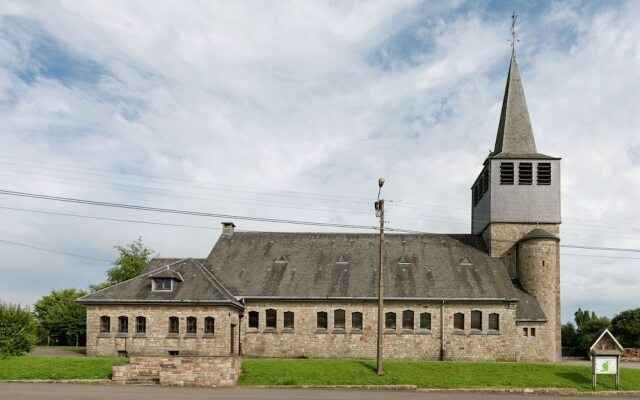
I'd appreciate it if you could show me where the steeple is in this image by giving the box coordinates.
[493,53,537,155]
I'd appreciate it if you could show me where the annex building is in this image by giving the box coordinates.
[79,51,562,362]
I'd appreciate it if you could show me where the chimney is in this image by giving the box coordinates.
[221,222,236,236]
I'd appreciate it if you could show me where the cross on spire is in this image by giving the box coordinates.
[509,11,519,54]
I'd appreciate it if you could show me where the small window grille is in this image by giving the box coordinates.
[169,316,179,333]
[248,311,259,329]
[402,310,414,330]
[482,168,490,193]
[284,311,294,330]
[352,312,363,330]
[385,312,396,330]
[500,162,514,184]
[420,312,431,330]
[117,350,128,358]
[454,313,464,330]
[205,317,215,334]
[317,311,328,330]
[537,163,551,185]
[489,313,499,331]
[519,163,533,185]
[471,310,482,330]
[334,309,345,330]
[265,309,277,329]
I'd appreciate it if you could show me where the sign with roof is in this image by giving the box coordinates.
[589,328,624,390]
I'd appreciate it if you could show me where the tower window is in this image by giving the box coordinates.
[500,163,514,184]
[519,163,533,185]
[537,163,551,185]
[482,168,490,193]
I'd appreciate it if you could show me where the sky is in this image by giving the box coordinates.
[0,0,638,324]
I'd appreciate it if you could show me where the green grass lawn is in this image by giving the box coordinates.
[36,346,86,351]
[239,359,640,392]
[0,356,126,380]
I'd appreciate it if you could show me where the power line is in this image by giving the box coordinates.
[1,189,640,254]
[0,238,111,263]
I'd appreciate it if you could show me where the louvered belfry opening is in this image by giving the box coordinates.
[500,162,514,184]
[537,162,551,185]
[518,162,533,185]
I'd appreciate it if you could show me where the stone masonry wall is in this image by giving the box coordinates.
[113,356,241,387]
[86,305,240,357]
[241,301,539,361]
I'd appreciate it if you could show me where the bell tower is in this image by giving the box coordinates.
[470,50,562,362]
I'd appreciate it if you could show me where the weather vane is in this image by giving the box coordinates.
[508,11,519,54]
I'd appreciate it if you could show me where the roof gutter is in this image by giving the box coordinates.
[237,296,519,302]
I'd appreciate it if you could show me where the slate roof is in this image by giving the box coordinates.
[78,258,242,308]
[203,232,519,301]
[513,283,546,321]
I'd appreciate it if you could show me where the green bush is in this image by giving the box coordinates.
[0,301,38,355]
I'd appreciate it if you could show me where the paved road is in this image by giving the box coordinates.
[0,384,626,400]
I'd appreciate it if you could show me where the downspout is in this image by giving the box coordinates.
[440,300,445,361]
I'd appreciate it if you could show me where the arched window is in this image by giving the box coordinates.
[248,311,259,329]
[471,310,482,331]
[205,317,215,334]
[334,309,345,330]
[187,316,197,333]
[135,316,146,333]
[284,311,295,330]
[169,316,179,333]
[420,312,431,331]
[489,313,499,331]
[352,312,363,330]
[265,309,277,329]
[402,310,414,331]
[118,316,128,333]
[317,311,328,330]
[385,312,396,330]
[100,316,110,333]
[454,313,464,331]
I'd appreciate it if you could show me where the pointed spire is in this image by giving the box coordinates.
[493,52,537,155]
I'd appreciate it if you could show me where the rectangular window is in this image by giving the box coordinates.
[248,311,259,329]
[317,311,328,330]
[420,313,431,330]
[334,309,345,330]
[352,312,363,330]
[187,317,197,334]
[265,309,277,329]
[100,316,110,333]
[489,313,499,331]
[537,163,551,185]
[205,317,215,334]
[471,310,482,331]
[531,327,536,337]
[118,316,128,333]
[154,278,172,291]
[385,312,396,330]
[454,313,464,330]
[169,316,179,333]
[523,327,528,337]
[136,316,146,333]
[284,311,294,330]
[402,310,414,330]
[500,162,514,184]
[519,162,533,185]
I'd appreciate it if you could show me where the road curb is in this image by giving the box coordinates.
[0,379,112,384]
[245,384,417,390]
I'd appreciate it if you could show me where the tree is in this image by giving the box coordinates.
[572,308,611,349]
[561,322,578,348]
[611,308,640,348]
[91,237,154,291]
[0,301,38,355]
[33,289,87,346]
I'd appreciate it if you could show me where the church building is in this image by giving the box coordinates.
[79,50,562,362]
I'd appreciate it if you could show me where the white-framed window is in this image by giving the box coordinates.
[153,278,172,291]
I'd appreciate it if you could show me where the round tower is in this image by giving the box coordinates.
[518,229,561,362]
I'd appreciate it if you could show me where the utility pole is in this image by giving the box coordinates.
[375,178,385,376]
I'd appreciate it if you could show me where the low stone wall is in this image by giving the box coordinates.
[112,356,241,387]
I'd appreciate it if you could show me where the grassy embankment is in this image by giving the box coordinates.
[0,356,126,380]
[239,359,640,392]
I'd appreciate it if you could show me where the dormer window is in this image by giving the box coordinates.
[153,278,172,291]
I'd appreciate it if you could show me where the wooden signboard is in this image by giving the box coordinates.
[588,329,624,391]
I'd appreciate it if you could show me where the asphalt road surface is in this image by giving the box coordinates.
[0,384,624,400]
